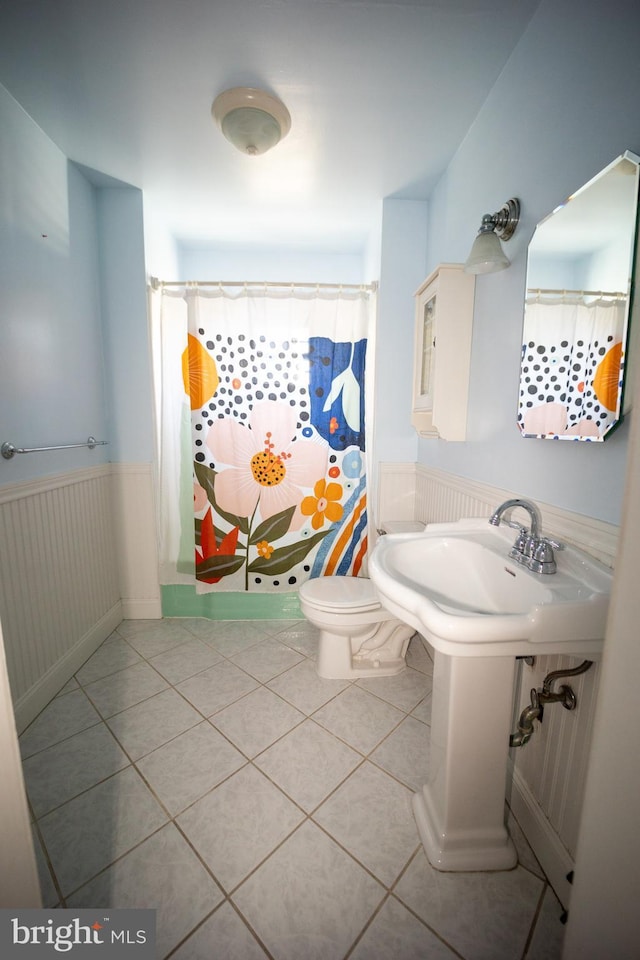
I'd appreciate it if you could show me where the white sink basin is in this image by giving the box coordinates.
[370,518,612,657]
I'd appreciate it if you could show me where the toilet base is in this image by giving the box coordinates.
[317,654,407,680]
[316,621,414,680]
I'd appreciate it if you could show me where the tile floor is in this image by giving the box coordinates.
[22,618,567,959]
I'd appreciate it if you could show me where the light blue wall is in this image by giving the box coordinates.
[97,186,154,463]
[420,0,640,525]
[0,84,110,485]
[177,242,366,284]
[375,198,428,465]
[0,83,155,485]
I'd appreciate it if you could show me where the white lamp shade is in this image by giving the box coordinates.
[464,230,510,274]
[220,107,282,155]
[212,87,291,156]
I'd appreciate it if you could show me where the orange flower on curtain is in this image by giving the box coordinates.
[301,479,344,530]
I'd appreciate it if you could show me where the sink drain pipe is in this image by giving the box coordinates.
[509,660,593,747]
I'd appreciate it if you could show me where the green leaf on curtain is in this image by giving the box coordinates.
[196,553,246,581]
[248,530,329,576]
[193,461,217,500]
[249,506,296,545]
[193,461,250,534]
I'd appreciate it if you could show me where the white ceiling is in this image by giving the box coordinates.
[0,0,540,252]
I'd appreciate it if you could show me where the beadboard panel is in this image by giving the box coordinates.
[376,460,617,906]
[0,464,163,733]
[111,462,162,619]
[378,462,618,566]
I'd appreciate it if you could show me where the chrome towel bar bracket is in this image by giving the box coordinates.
[1,437,108,460]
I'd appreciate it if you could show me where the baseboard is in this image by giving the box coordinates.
[508,762,574,910]
[13,601,123,734]
[121,598,163,620]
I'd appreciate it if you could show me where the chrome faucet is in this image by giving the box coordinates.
[488,498,563,574]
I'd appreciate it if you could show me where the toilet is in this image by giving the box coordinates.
[299,522,424,680]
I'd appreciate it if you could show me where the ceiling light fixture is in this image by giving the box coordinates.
[464,198,520,274]
[211,87,291,157]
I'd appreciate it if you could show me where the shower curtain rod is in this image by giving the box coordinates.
[150,277,376,292]
[527,287,626,299]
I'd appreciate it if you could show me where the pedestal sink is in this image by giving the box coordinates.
[369,517,612,871]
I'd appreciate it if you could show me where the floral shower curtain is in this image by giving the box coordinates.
[153,282,375,592]
[517,296,627,439]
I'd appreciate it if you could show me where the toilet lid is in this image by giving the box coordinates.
[300,576,380,612]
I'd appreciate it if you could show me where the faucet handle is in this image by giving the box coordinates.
[538,536,565,551]
[531,536,564,574]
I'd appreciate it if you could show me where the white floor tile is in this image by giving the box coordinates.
[75,634,143,685]
[19,688,102,759]
[117,619,194,657]
[369,715,430,792]
[254,719,362,812]
[136,721,246,815]
[267,657,350,714]
[28,619,562,958]
[106,688,202,760]
[176,660,259,716]
[312,684,405,755]
[229,638,304,682]
[210,686,304,757]
[177,764,304,891]
[193,620,265,657]
[233,821,385,960]
[171,901,269,960]
[270,620,320,659]
[39,766,168,896]
[410,691,432,726]
[68,823,223,959]
[405,634,435,676]
[149,638,223,684]
[395,849,545,960]
[31,827,59,907]
[357,667,430,713]
[524,885,566,960]
[350,895,459,960]
[313,761,420,886]
[23,722,129,817]
[83,660,169,718]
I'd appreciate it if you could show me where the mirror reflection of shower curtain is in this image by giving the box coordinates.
[518,296,626,439]
[153,282,375,592]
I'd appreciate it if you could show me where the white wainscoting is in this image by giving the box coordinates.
[0,463,161,733]
[377,461,618,907]
[111,462,162,620]
[378,462,617,566]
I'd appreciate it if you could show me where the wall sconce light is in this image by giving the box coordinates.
[464,198,520,274]
[211,87,291,156]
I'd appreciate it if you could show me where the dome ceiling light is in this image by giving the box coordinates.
[211,87,291,157]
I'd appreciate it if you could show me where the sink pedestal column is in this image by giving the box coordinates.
[413,652,517,871]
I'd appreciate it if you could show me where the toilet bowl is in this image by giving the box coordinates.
[299,576,415,679]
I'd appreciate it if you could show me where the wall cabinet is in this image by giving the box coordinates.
[411,263,475,440]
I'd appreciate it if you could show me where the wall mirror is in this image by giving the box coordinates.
[518,151,640,441]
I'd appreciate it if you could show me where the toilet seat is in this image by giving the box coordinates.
[300,577,380,614]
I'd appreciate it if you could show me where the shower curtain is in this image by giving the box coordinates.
[152,282,375,592]
[517,296,626,440]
